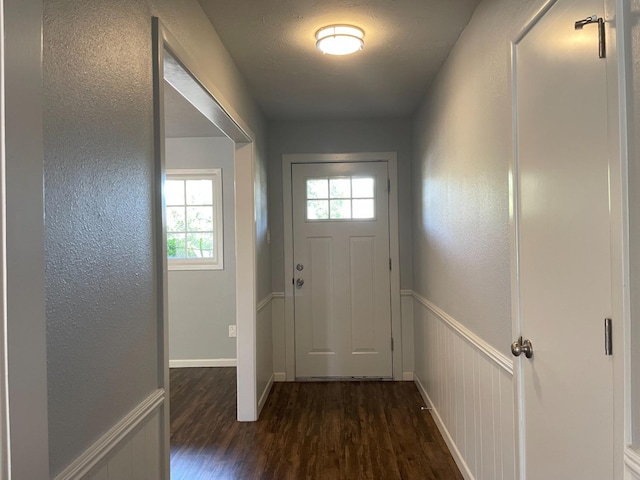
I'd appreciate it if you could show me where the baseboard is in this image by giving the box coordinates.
[402,371,414,381]
[169,358,236,368]
[54,389,165,480]
[414,376,474,480]
[273,372,287,382]
[258,373,274,415]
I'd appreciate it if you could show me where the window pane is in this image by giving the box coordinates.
[352,177,374,198]
[353,199,375,219]
[330,199,351,219]
[166,180,185,206]
[186,233,215,259]
[329,178,351,198]
[166,206,186,232]
[167,233,186,258]
[307,179,328,199]
[186,206,214,232]
[307,200,329,220]
[186,179,213,205]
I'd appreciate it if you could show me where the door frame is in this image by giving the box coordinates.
[282,152,402,381]
[152,18,259,479]
[509,0,626,478]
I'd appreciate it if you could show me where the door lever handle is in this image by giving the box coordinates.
[511,336,534,358]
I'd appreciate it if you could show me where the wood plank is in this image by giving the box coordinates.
[170,367,463,479]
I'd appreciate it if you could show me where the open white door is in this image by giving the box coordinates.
[513,0,613,478]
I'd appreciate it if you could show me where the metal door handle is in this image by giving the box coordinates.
[296,278,304,287]
[511,336,534,358]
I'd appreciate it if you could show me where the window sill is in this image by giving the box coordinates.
[168,262,223,271]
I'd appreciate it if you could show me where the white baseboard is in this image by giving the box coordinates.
[402,371,414,381]
[54,389,165,480]
[273,372,287,382]
[169,358,236,368]
[258,373,274,415]
[414,376,474,480]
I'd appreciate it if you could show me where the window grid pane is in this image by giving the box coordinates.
[166,172,221,266]
[305,175,376,221]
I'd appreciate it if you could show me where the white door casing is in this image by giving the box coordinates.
[292,161,392,378]
[512,0,614,478]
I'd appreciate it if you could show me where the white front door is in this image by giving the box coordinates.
[292,161,392,378]
[514,0,613,478]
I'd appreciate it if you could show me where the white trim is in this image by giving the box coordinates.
[257,373,273,415]
[402,372,414,381]
[400,289,412,297]
[414,375,474,480]
[169,359,236,368]
[54,389,165,480]
[411,291,513,375]
[282,152,402,381]
[273,372,287,382]
[625,448,640,477]
[272,291,285,299]
[257,293,273,313]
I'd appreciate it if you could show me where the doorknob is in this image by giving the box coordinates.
[511,336,534,358]
[296,278,304,288]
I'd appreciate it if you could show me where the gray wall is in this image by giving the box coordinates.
[43,0,269,475]
[411,0,538,356]
[166,137,236,361]
[268,118,413,292]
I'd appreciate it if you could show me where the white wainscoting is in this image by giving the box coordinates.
[625,448,640,480]
[412,292,516,480]
[271,292,286,381]
[55,389,164,480]
[257,293,275,415]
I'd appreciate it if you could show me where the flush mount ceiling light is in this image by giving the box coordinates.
[315,25,365,56]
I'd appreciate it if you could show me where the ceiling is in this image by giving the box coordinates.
[198,0,482,120]
[164,80,226,138]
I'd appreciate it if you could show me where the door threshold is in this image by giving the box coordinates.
[295,376,393,382]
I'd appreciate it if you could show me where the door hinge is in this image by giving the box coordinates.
[387,179,391,193]
[604,318,612,356]
[391,337,394,351]
[574,15,606,59]
[389,258,392,271]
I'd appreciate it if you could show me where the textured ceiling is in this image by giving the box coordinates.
[164,80,226,138]
[198,0,481,120]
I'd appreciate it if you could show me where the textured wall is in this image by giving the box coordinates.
[166,137,237,361]
[43,0,268,475]
[411,0,537,355]
[268,118,413,292]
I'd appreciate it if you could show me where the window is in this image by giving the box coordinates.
[165,169,223,270]
[306,176,376,221]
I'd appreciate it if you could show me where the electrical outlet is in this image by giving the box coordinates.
[228,325,237,338]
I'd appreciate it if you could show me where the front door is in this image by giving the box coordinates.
[514,0,613,478]
[292,161,392,378]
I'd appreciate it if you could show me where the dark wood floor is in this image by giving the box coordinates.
[170,368,463,480]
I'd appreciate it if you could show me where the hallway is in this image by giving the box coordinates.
[170,368,463,479]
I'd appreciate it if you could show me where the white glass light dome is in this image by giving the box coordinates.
[315,25,365,56]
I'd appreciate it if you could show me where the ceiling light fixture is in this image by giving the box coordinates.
[315,25,365,56]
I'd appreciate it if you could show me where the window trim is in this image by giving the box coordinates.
[166,168,224,271]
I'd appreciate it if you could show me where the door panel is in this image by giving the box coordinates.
[514,0,613,478]
[293,162,392,378]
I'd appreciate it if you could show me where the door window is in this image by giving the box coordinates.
[305,176,375,221]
